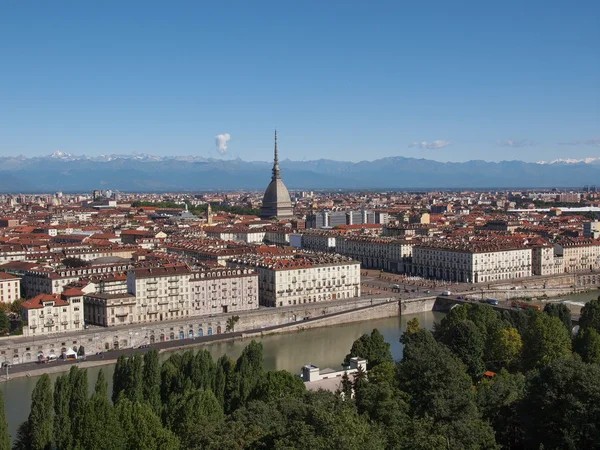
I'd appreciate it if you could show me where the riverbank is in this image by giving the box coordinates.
[1,312,446,443]
[2,299,401,382]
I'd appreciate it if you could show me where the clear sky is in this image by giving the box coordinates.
[1,1,598,163]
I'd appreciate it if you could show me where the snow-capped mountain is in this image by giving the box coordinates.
[537,157,600,165]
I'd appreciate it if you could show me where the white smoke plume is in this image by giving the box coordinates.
[215,133,231,154]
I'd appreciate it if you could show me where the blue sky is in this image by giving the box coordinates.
[0,1,598,163]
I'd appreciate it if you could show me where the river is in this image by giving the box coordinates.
[2,311,444,442]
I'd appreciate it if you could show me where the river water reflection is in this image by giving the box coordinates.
[2,311,444,441]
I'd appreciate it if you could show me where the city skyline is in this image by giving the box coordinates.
[1,1,598,163]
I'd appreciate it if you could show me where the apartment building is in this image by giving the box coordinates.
[84,292,137,326]
[335,237,413,273]
[531,242,563,276]
[229,253,360,307]
[21,289,84,337]
[22,262,132,298]
[126,264,192,322]
[189,267,258,316]
[554,238,600,273]
[294,232,337,252]
[0,272,20,303]
[412,241,532,283]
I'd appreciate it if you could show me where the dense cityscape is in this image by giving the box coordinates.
[2,1,599,449]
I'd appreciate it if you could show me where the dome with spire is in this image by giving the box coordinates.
[260,131,294,220]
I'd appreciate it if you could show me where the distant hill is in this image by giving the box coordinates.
[0,153,596,192]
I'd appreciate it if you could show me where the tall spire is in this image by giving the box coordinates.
[272,129,281,180]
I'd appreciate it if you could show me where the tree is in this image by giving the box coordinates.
[476,369,526,448]
[129,353,144,403]
[61,257,89,268]
[396,329,497,449]
[343,329,393,369]
[573,327,600,364]
[579,298,600,333]
[226,315,240,333]
[0,391,9,450]
[0,314,9,335]
[488,327,523,369]
[405,317,420,335]
[81,370,126,450]
[446,320,485,381]
[522,313,572,370]
[53,374,73,450]
[229,341,264,411]
[142,350,162,415]
[8,299,25,315]
[339,372,353,399]
[68,366,88,446]
[519,358,600,449]
[116,398,180,450]
[112,355,132,403]
[27,374,53,450]
[544,302,572,331]
[250,370,306,403]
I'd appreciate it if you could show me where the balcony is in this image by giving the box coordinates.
[158,301,169,305]
[61,320,69,325]
[115,312,128,318]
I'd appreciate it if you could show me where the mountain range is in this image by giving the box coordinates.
[0,152,598,192]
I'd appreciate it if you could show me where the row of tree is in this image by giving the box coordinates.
[8,298,600,449]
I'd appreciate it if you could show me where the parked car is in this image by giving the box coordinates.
[441,291,452,296]
[485,298,499,305]
[457,295,464,300]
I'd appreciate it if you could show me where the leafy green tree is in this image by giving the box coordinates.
[579,298,600,333]
[405,317,420,335]
[129,353,144,403]
[53,374,73,450]
[116,398,180,450]
[81,370,126,450]
[573,327,600,364]
[9,299,25,315]
[229,340,264,411]
[476,369,526,448]
[251,370,306,403]
[214,355,234,408]
[27,374,53,450]
[142,350,162,414]
[0,391,10,450]
[520,358,600,449]
[544,302,572,330]
[488,326,523,369]
[165,388,224,436]
[446,320,485,381]
[339,372,353,399]
[226,315,240,332]
[68,366,88,446]
[61,257,90,268]
[367,360,395,385]
[522,313,572,370]
[0,314,9,335]
[396,329,497,449]
[343,329,393,369]
[112,355,130,403]
[188,350,215,391]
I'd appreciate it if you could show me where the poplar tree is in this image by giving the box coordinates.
[68,366,88,447]
[142,350,162,415]
[53,374,73,450]
[0,390,10,450]
[81,370,125,450]
[27,374,54,450]
[130,354,144,403]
